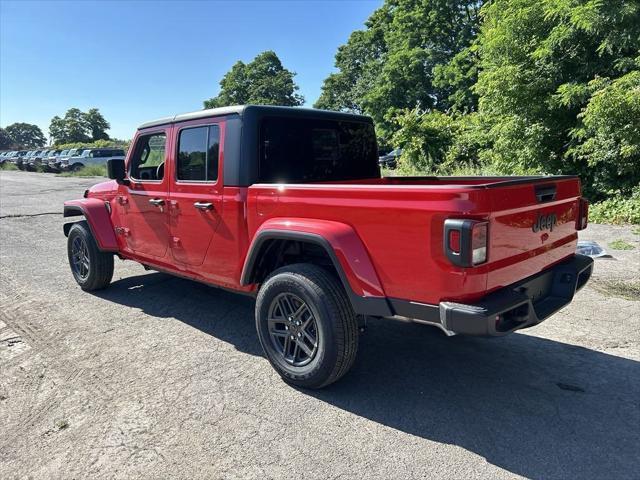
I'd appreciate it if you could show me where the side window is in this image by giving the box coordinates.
[176,124,219,182]
[129,132,167,181]
[207,125,220,181]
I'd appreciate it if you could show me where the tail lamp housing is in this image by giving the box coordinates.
[576,198,589,231]
[444,219,488,267]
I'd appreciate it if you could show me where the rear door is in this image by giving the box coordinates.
[118,129,171,258]
[167,120,224,266]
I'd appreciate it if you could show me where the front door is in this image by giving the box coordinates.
[168,122,223,266]
[118,129,171,259]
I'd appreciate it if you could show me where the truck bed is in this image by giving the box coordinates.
[248,175,583,305]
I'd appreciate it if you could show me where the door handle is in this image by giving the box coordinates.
[193,201,213,211]
[149,198,165,206]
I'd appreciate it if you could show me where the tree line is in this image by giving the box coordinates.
[312,0,639,205]
[202,0,638,221]
[0,107,112,149]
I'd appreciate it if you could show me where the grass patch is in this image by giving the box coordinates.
[590,280,640,301]
[0,162,18,171]
[57,164,107,177]
[608,239,635,250]
[54,419,69,431]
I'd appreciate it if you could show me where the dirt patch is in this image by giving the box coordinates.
[590,279,640,301]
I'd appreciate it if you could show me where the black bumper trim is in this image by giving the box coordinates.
[389,254,594,336]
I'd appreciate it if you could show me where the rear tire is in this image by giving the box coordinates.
[255,263,359,389]
[67,221,114,291]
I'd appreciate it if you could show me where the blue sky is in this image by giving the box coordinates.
[0,0,380,140]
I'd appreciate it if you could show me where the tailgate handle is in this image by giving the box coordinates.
[535,184,556,203]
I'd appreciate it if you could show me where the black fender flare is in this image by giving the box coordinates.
[241,229,392,317]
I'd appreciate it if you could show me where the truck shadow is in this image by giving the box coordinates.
[93,271,262,357]
[96,272,639,480]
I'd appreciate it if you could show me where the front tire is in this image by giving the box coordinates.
[255,264,359,389]
[67,221,114,291]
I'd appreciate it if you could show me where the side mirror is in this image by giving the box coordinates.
[107,159,128,185]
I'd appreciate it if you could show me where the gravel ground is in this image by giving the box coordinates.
[1,170,638,479]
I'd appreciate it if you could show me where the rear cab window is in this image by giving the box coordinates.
[258,117,379,183]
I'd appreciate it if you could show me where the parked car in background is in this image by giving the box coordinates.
[378,148,402,169]
[55,148,84,170]
[12,150,30,169]
[42,150,62,171]
[61,148,126,172]
[23,150,39,170]
[44,149,69,172]
[26,149,51,171]
[58,149,87,171]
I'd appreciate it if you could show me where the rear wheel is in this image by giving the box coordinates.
[67,221,114,291]
[255,264,359,389]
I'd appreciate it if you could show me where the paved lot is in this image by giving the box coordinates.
[1,170,639,479]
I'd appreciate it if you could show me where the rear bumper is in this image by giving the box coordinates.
[389,254,594,336]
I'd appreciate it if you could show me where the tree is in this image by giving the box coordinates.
[0,128,13,149]
[4,123,45,148]
[315,0,483,133]
[204,51,304,108]
[48,108,111,144]
[475,0,640,199]
[85,108,110,141]
[49,116,66,144]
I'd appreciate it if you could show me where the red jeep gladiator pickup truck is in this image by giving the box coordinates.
[63,105,593,388]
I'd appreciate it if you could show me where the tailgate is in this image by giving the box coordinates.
[485,177,582,292]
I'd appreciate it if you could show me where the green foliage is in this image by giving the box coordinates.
[0,161,19,171]
[608,239,635,250]
[475,0,640,200]
[4,123,46,148]
[0,128,13,149]
[54,139,129,151]
[204,51,304,108]
[49,108,111,144]
[568,71,640,199]
[315,0,482,133]
[323,0,639,219]
[57,164,107,177]
[84,108,110,141]
[589,187,640,225]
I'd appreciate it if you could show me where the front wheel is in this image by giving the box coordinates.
[67,221,114,291]
[255,264,359,389]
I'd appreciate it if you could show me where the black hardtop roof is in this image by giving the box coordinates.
[137,105,372,130]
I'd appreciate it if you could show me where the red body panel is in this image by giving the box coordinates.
[64,198,119,251]
[71,116,584,308]
[248,217,385,297]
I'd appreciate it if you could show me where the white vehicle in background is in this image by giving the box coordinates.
[55,148,85,171]
[44,149,77,172]
[26,149,51,171]
[61,148,126,172]
[42,149,62,172]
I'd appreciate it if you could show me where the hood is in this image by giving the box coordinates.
[87,180,118,197]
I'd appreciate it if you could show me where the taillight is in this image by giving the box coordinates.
[577,198,589,230]
[471,222,488,264]
[443,219,489,267]
[448,229,461,253]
